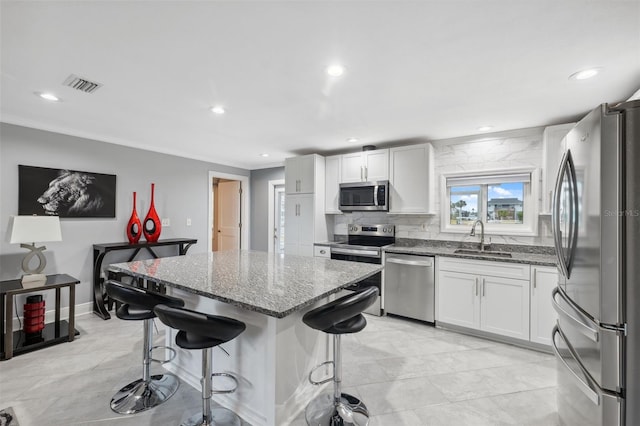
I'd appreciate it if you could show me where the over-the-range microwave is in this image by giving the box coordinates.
[339,180,389,212]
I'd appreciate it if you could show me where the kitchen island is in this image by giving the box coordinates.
[108,250,382,426]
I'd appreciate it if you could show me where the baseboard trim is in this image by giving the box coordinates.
[11,302,94,329]
[436,321,553,354]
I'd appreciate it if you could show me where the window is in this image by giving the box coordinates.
[442,169,538,235]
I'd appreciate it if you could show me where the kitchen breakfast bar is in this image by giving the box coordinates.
[107,250,382,426]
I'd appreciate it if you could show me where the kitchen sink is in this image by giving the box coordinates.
[453,249,512,258]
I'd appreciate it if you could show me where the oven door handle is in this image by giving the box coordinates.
[331,247,380,258]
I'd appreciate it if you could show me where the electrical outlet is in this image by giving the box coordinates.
[186,218,192,226]
[161,218,170,227]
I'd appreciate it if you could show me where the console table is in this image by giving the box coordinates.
[1,274,80,360]
[92,238,197,319]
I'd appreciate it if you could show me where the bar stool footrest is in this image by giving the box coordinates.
[150,345,177,364]
[308,360,334,385]
[211,372,239,394]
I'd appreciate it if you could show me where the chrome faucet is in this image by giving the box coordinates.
[470,219,486,251]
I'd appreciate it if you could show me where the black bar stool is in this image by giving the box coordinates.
[303,287,379,426]
[154,304,246,426]
[105,280,185,414]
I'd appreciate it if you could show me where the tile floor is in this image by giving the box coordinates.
[0,313,558,426]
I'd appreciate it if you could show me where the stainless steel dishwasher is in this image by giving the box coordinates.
[384,253,435,322]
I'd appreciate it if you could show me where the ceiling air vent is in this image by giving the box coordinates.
[62,74,102,94]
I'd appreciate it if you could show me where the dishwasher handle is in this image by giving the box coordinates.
[386,257,434,267]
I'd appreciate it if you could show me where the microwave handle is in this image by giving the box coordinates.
[374,185,379,206]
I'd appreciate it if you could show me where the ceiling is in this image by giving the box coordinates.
[1,1,639,170]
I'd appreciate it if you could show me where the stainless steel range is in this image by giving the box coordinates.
[330,224,395,316]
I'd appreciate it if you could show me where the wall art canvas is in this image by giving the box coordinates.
[19,165,116,217]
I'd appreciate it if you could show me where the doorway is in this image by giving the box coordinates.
[268,179,285,253]
[208,172,250,252]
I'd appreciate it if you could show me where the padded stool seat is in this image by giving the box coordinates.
[105,280,185,415]
[154,304,246,426]
[303,287,378,334]
[303,287,378,426]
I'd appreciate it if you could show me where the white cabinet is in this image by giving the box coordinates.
[541,123,574,213]
[340,149,389,183]
[438,258,530,341]
[284,194,314,256]
[324,155,341,214]
[530,266,558,346]
[389,143,435,214]
[479,275,530,340]
[285,154,317,194]
[437,270,479,329]
[284,154,328,256]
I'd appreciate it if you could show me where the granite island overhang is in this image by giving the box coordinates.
[108,250,383,426]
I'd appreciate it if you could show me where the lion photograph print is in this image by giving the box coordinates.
[19,165,116,217]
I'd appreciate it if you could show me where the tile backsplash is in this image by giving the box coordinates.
[333,127,555,246]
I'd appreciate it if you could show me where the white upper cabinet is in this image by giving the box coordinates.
[541,123,574,213]
[285,154,318,194]
[363,149,389,181]
[284,154,328,256]
[324,155,341,214]
[389,143,434,214]
[340,149,389,183]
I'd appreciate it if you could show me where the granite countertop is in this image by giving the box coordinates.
[108,250,382,318]
[385,240,557,267]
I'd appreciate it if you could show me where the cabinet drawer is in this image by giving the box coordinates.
[439,257,530,280]
[314,245,331,258]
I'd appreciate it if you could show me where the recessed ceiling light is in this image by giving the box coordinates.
[326,65,345,77]
[347,137,359,143]
[36,92,61,102]
[211,106,226,114]
[477,126,493,132]
[260,153,269,157]
[568,68,602,80]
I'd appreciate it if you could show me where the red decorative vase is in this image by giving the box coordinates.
[126,192,142,244]
[143,183,162,242]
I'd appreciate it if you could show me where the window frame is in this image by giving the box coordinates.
[440,168,539,236]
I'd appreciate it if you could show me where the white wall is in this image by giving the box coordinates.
[0,123,250,311]
[249,167,285,251]
[333,127,554,246]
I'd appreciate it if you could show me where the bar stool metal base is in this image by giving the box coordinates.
[305,392,370,426]
[181,407,242,426]
[110,373,180,414]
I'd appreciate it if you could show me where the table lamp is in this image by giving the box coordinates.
[9,215,62,284]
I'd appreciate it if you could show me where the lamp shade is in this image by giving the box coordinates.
[9,216,62,244]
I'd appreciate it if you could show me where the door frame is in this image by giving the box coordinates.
[267,179,285,253]
[208,171,250,252]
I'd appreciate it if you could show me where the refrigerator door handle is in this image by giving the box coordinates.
[565,150,579,275]
[552,152,570,278]
[552,287,599,342]
[552,325,600,405]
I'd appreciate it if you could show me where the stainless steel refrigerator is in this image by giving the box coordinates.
[551,99,640,426]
